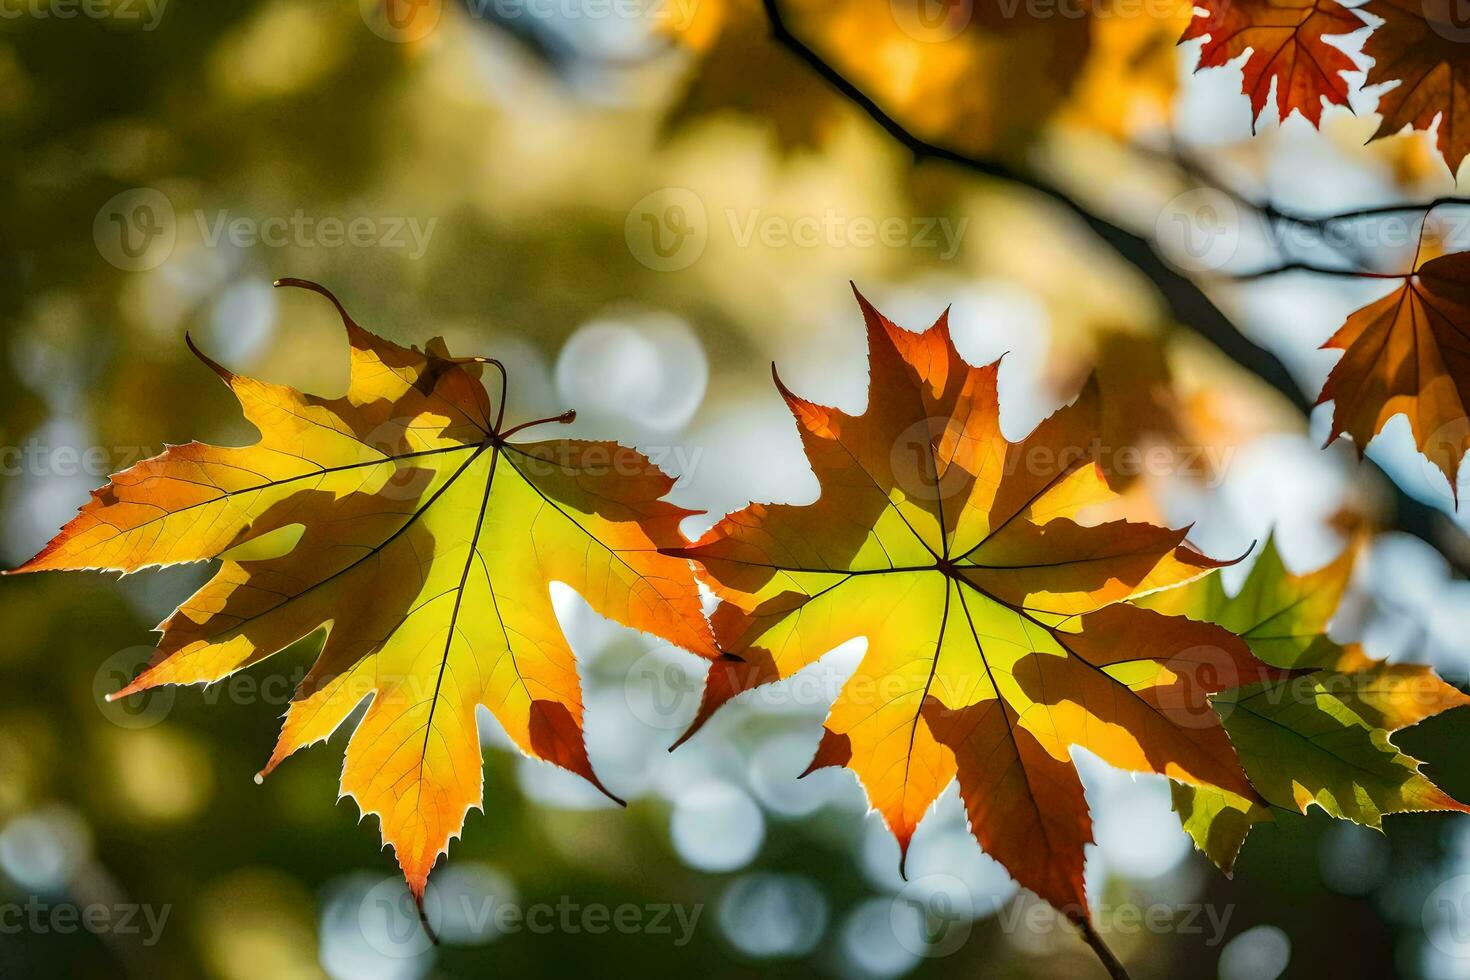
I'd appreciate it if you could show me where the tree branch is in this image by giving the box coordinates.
[759,0,1468,577]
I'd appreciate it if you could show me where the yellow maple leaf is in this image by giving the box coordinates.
[11,280,718,901]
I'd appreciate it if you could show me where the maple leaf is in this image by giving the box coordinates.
[9,280,717,901]
[1183,0,1365,127]
[1142,537,1470,873]
[667,287,1285,918]
[1316,249,1470,495]
[1361,0,1470,173]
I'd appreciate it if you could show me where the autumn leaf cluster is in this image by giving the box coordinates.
[12,282,1465,933]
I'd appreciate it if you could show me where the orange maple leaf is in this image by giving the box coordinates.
[1318,250,1470,495]
[9,280,718,901]
[669,288,1285,918]
[1184,0,1365,127]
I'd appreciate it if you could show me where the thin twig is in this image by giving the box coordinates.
[1139,139,1376,271]
[1137,142,1470,234]
[1285,196,1470,225]
[1231,263,1413,280]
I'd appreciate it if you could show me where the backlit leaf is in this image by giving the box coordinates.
[1317,250,1470,496]
[1183,0,1365,127]
[670,288,1283,918]
[10,281,718,900]
[1144,538,1469,871]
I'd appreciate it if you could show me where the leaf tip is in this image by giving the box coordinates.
[273,278,358,332]
[1221,537,1258,568]
[184,332,234,382]
[667,725,697,752]
[768,360,785,389]
[596,780,628,808]
[110,675,150,702]
[848,281,882,323]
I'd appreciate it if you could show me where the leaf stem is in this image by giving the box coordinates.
[1072,916,1132,980]
[498,410,577,441]
[414,893,440,946]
